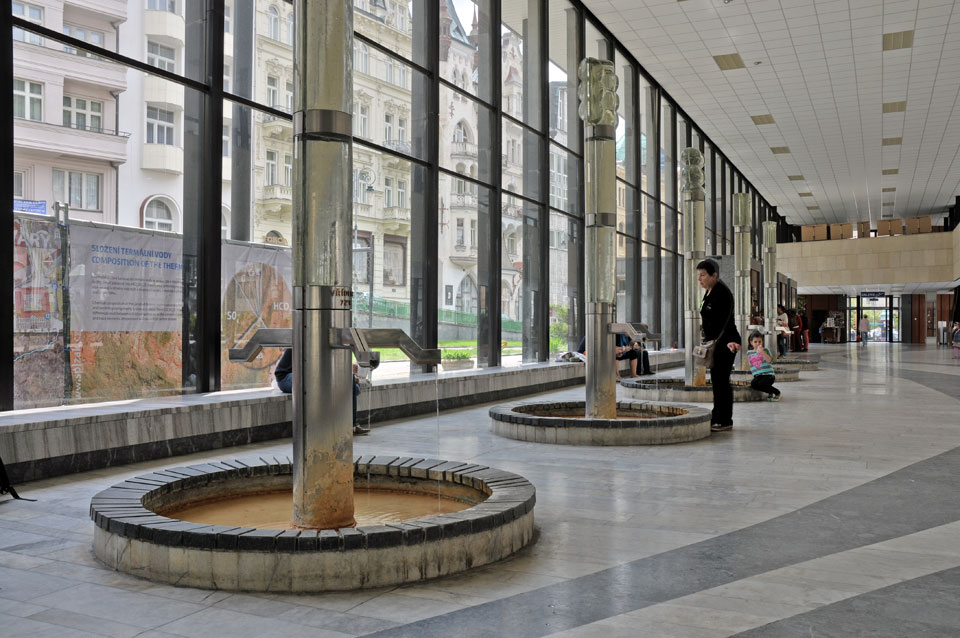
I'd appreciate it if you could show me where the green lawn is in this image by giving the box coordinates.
[361,340,521,362]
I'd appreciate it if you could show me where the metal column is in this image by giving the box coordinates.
[762,221,778,358]
[681,149,706,386]
[292,0,355,529]
[579,58,618,419]
[732,193,752,370]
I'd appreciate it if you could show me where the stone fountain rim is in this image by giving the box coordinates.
[489,399,710,428]
[89,455,535,554]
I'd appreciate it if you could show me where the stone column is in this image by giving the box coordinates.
[732,193,752,370]
[762,221,778,359]
[291,0,355,529]
[681,149,706,386]
[578,58,618,419]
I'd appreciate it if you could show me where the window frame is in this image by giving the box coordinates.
[53,169,101,212]
[13,78,43,122]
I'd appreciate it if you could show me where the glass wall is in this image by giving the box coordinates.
[5,0,777,408]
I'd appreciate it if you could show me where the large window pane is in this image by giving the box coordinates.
[615,49,636,186]
[548,211,579,355]
[503,196,542,363]
[501,0,542,129]
[502,120,543,202]
[548,144,579,214]
[440,87,495,184]
[353,50,429,161]
[641,241,659,336]
[438,180,492,369]
[548,0,580,154]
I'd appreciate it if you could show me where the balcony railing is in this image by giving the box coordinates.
[451,141,477,158]
[262,183,292,201]
[382,206,411,223]
[449,193,476,208]
[62,122,131,138]
[383,139,412,155]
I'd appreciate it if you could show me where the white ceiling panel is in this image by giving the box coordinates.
[587,0,960,226]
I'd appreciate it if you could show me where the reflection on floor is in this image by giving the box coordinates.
[1,343,959,637]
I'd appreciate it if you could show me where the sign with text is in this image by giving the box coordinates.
[69,225,184,331]
[861,291,886,299]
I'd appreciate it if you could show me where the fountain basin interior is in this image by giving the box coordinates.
[490,399,711,445]
[92,456,535,592]
[620,377,765,403]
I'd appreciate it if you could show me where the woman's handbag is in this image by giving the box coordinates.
[693,302,733,369]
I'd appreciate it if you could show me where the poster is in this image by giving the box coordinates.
[69,225,183,332]
[221,241,293,389]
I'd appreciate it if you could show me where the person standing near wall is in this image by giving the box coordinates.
[858,315,870,347]
[776,304,790,358]
[696,259,742,432]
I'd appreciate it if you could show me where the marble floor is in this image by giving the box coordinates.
[1,343,959,637]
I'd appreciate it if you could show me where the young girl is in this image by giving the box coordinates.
[952,322,960,360]
[747,332,781,401]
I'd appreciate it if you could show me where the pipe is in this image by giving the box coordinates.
[732,193,752,370]
[292,0,355,530]
[579,58,618,419]
[681,148,706,386]
[762,221,778,358]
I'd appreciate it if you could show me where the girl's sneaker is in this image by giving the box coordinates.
[767,395,781,402]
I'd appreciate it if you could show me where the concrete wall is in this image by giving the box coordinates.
[777,232,955,287]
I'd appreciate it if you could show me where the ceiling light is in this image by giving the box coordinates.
[798,192,813,197]
[882,30,914,51]
[882,202,895,206]
[770,146,790,154]
[807,206,820,210]
[751,114,775,125]
[882,101,907,113]
[882,187,896,193]
[713,53,746,71]
[882,168,899,175]
[882,137,902,146]
[787,175,804,181]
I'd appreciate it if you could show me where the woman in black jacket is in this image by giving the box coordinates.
[696,260,742,432]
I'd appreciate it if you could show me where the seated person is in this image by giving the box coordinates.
[631,328,653,375]
[274,348,369,435]
[615,333,639,378]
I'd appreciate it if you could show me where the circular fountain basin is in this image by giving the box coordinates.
[91,455,535,592]
[774,358,819,371]
[490,399,711,445]
[725,367,801,383]
[620,377,765,402]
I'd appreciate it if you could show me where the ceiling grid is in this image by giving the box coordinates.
[587,0,960,226]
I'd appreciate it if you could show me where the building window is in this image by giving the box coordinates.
[454,122,466,143]
[268,6,280,40]
[397,180,406,208]
[13,79,42,121]
[266,150,278,185]
[224,5,231,33]
[456,218,464,245]
[144,199,175,231]
[53,170,100,211]
[353,234,370,283]
[353,169,369,204]
[398,117,406,142]
[284,154,292,186]
[470,219,477,246]
[557,88,566,132]
[384,177,393,207]
[224,63,232,93]
[356,42,369,74]
[287,13,294,44]
[147,0,177,12]
[221,210,230,238]
[146,106,175,144]
[222,124,230,157]
[266,76,278,108]
[382,238,406,286]
[456,275,478,313]
[355,104,369,138]
[63,96,102,132]
[62,24,104,56]
[14,172,24,199]
[285,82,293,113]
[385,56,394,84]
[12,2,43,45]
[147,41,176,72]
[384,114,393,142]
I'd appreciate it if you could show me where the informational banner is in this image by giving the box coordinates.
[13,217,64,333]
[861,291,885,299]
[69,225,183,332]
[220,241,293,389]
